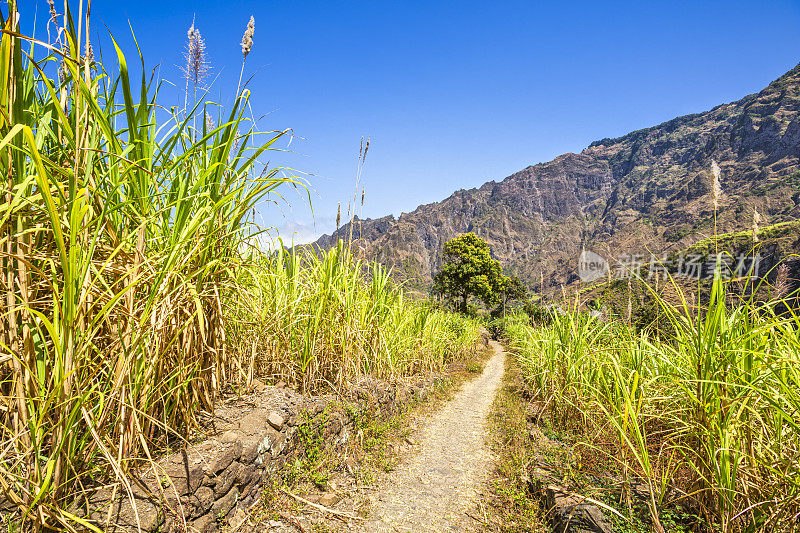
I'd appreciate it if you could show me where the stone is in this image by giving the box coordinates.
[239,411,268,432]
[268,432,286,458]
[207,442,242,475]
[214,462,241,497]
[251,378,267,392]
[241,439,262,463]
[540,482,614,533]
[267,412,285,431]
[220,430,241,444]
[115,497,161,531]
[235,463,254,488]
[318,492,340,507]
[229,508,248,529]
[239,494,254,509]
[194,486,215,513]
[241,478,259,500]
[190,514,219,533]
[163,461,204,495]
[275,380,286,388]
[211,487,239,518]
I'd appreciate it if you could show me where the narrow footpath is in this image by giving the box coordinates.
[353,340,506,532]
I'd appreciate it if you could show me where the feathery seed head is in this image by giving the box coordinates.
[205,114,214,131]
[711,160,722,209]
[241,16,255,57]
[361,187,365,206]
[752,207,762,242]
[776,264,790,298]
[184,22,209,88]
[336,203,341,229]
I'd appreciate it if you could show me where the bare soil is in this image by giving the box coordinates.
[345,340,506,532]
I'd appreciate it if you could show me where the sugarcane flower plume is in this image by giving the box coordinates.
[711,160,722,209]
[753,206,762,242]
[241,16,255,57]
[47,0,57,22]
[184,22,209,87]
[776,264,790,298]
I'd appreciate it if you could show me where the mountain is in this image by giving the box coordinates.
[313,64,800,295]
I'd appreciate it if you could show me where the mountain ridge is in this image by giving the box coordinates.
[314,63,800,295]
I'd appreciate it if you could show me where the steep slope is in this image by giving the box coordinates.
[314,64,800,294]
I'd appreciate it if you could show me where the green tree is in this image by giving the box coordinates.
[494,274,528,317]
[432,233,504,314]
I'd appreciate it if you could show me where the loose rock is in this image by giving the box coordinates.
[267,412,285,431]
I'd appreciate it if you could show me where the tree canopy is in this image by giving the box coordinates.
[432,233,504,313]
[494,274,528,316]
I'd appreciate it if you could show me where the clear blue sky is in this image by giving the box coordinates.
[30,0,800,243]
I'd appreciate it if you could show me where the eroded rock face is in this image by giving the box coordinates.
[313,64,800,292]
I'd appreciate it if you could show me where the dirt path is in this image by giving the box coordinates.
[353,340,506,532]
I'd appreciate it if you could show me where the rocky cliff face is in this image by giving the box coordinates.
[314,64,800,294]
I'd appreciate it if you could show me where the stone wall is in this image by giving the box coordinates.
[77,375,446,532]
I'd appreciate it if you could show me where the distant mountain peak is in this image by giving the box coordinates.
[314,63,800,294]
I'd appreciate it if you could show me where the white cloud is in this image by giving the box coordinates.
[278,220,325,245]
[253,217,339,251]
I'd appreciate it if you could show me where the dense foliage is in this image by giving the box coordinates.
[433,233,504,313]
[503,273,800,532]
[228,242,482,391]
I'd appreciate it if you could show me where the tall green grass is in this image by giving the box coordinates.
[0,3,482,529]
[227,241,482,391]
[0,1,295,529]
[505,274,800,532]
